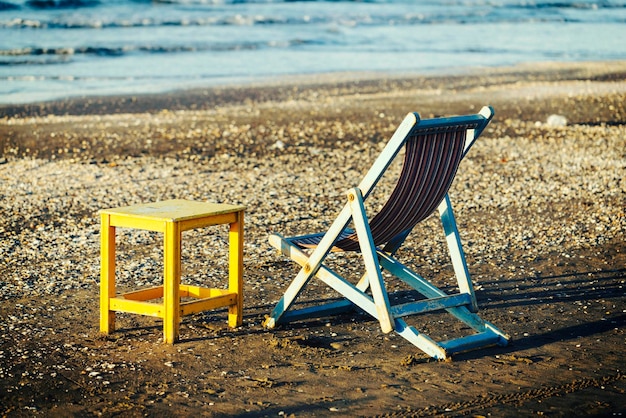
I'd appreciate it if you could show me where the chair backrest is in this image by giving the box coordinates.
[333,110,492,252]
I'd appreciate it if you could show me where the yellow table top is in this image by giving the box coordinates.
[100,199,246,222]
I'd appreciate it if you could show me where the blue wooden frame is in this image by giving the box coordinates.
[264,106,509,360]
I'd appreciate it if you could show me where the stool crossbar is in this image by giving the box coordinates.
[99,199,245,343]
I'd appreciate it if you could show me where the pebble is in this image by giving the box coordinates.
[546,114,568,127]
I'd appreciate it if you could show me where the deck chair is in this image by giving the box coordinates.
[264,106,509,360]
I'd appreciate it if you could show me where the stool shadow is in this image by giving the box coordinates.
[180,305,279,343]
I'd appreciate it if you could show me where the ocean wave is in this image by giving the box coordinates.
[0,1,20,10]
[0,14,326,29]
[508,1,624,10]
[0,55,71,65]
[4,6,623,30]
[25,0,99,8]
[0,73,205,82]
[1,0,414,10]
[0,39,325,64]
[0,74,141,81]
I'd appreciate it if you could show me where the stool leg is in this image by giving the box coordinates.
[228,212,244,327]
[100,214,116,334]
[163,221,181,343]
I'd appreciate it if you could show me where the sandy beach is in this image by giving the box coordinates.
[1,61,625,417]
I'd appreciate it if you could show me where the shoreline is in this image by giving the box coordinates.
[1,60,625,417]
[2,60,626,119]
[2,60,625,164]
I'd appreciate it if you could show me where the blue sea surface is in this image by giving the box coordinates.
[1,0,625,104]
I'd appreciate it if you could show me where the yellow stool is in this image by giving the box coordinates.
[99,199,245,343]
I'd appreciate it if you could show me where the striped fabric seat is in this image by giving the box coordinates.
[293,124,473,252]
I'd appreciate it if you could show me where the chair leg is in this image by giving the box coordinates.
[264,252,319,329]
[347,187,394,333]
[394,318,448,360]
[266,234,387,328]
[264,188,395,333]
[266,187,397,334]
[379,252,485,330]
[438,194,478,313]
[265,200,357,328]
[378,250,509,359]
[396,317,507,360]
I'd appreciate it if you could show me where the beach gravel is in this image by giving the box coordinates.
[0,61,625,417]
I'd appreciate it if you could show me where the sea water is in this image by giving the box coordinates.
[1,0,625,104]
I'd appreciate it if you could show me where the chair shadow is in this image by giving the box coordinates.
[455,313,626,361]
[477,267,625,309]
[455,266,626,360]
